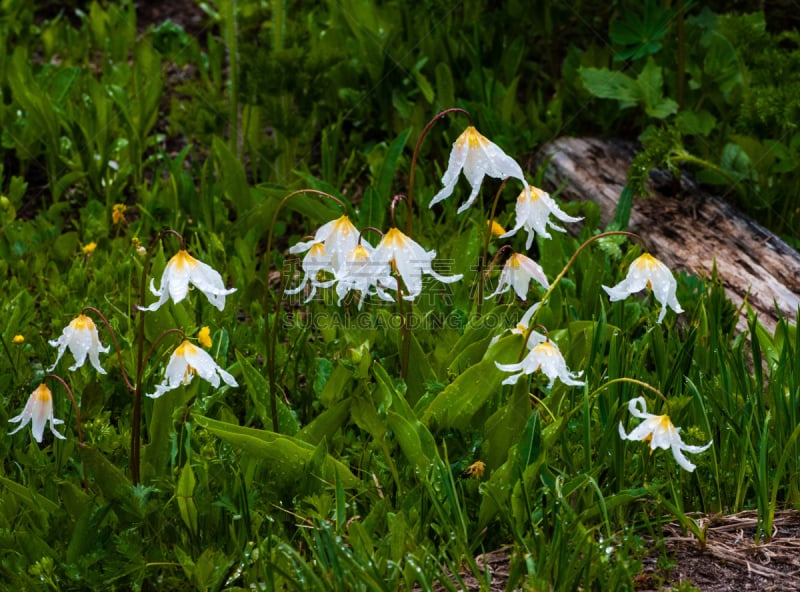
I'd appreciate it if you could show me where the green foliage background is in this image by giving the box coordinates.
[0,0,797,590]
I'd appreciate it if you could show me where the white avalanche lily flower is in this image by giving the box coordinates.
[148,340,238,398]
[371,228,462,300]
[289,215,359,272]
[142,250,236,312]
[430,126,529,214]
[618,397,712,472]
[486,253,549,300]
[334,242,395,309]
[49,314,110,374]
[496,340,584,389]
[602,253,683,323]
[501,185,583,250]
[285,242,335,303]
[8,384,66,442]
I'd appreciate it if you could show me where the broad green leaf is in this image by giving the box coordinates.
[193,414,358,489]
[578,67,641,108]
[297,398,352,445]
[0,475,59,514]
[176,462,198,536]
[637,58,677,119]
[435,62,455,108]
[212,136,252,211]
[422,335,519,431]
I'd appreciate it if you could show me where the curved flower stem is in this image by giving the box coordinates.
[82,306,135,393]
[406,107,473,238]
[390,194,406,228]
[588,377,670,411]
[358,226,384,244]
[46,373,88,492]
[142,328,186,371]
[131,228,185,485]
[475,180,509,317]
[265,189,346,433]
[518,230,644,360]
[479,243,514,307]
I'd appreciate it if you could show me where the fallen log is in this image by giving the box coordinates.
[537,137,800,333]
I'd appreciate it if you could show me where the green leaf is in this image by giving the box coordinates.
[0,475,59,514]
[676,110,717,136]
[374,128,410,206]
[422,336,519,431]
[193,414,359,489]
[212,136,253,211]
[578,67,641,108]
[637,58,677,119]
[176,462,198,536]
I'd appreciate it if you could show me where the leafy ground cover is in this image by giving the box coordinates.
[0,1,798,590]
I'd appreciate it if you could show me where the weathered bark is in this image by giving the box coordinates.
[537,137,800,333]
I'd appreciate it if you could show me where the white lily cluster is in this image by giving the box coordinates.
[24,244,241,444]
[619,397,712,472]
[142,248,239,398]
[285,215,462,305]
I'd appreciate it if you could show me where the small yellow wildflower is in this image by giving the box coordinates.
[82,242,97,255]
[12,335,24,344]
[112,203,128,225]
[198,326,212,348]
[463,460,486,479]
[487,219,506,237]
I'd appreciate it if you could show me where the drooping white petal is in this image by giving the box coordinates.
[501,186,582,249]
[8,384,66,443]
[142,250,236,312]
[371,228,462,301]
[48,315,109,374]
[148,340,238,398]
[602,253,682,324]
[430,126,528,214]
[618,396,712,472]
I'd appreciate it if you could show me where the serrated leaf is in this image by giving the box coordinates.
[579,67,641,108]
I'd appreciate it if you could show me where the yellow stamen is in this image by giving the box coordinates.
[508,254,521,268]
[72,314,95,331]
[33,384,52,403]
[170,250,197,270]
[634,253,659,271]
[351,244,369,260]
[458,126,488,149]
